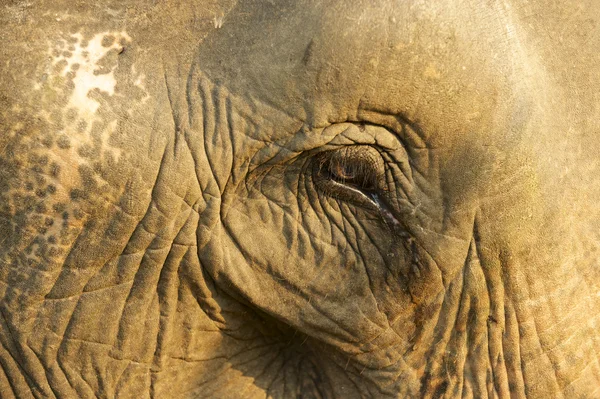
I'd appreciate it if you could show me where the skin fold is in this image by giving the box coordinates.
[1,0,599,397]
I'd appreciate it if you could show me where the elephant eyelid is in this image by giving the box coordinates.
[321,157,378,191]
[311,145,388,208]
[311,148,406,233]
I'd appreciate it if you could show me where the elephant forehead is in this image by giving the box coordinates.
[197,0,540,149]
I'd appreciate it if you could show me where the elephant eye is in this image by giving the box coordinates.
[323,152,378,190]
[312,146,384,207]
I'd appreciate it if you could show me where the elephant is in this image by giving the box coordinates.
[1,0,600,397]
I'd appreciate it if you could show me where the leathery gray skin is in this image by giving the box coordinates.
[1,0,600,397]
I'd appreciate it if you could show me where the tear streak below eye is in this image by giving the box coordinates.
[324,177,406,235]
[369,192,406,235]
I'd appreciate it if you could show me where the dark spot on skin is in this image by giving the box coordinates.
[103,151,116,169]
[433,380,449,397]
[90,120,107,142]
[53,203,65,213]
[42,135,53,148]
[79,165,97,190]
[64,80,75,93]
[61,211,69,220]
[73,209,84,220]
[25,182,33,191]
[35,203,46,213]
[65,108,77,121]
[34,176,46,187]
[57,135,71,149]
[302,39,314,65]
[93,161,103,174]
[47,246,60,258]
[45,218,54,226]
[71,63,80,71]
[69,189,85,201]
[47,185,56,194]
[62,51,72,58]
[30,213,41,225]
[49,108,64,127]
[118,47,126,55]
[77,144,95,158]
[35,189,46,198]
[50,163,60,178]
[23,195,36,211]
[77,120,87,133]
[101,35,116,47]
[48,236,56,244]
[53,60,68,74]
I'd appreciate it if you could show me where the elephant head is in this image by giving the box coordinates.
[1,0,599,397]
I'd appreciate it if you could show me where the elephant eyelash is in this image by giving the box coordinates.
[310,146,408,235]
[319,156,378,191]
[311,146,385,209]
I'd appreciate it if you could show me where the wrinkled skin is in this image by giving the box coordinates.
[1,0,600,397]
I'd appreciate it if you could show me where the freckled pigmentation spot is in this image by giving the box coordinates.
[101,35,116,47]
[69,189,84,201]
[57,135,71,149]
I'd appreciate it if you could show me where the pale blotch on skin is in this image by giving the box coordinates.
[35,31,134,164]
[47,31,130,116]
[131,64,150,105]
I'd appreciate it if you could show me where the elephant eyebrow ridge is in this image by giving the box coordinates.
[356,107,431,150]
